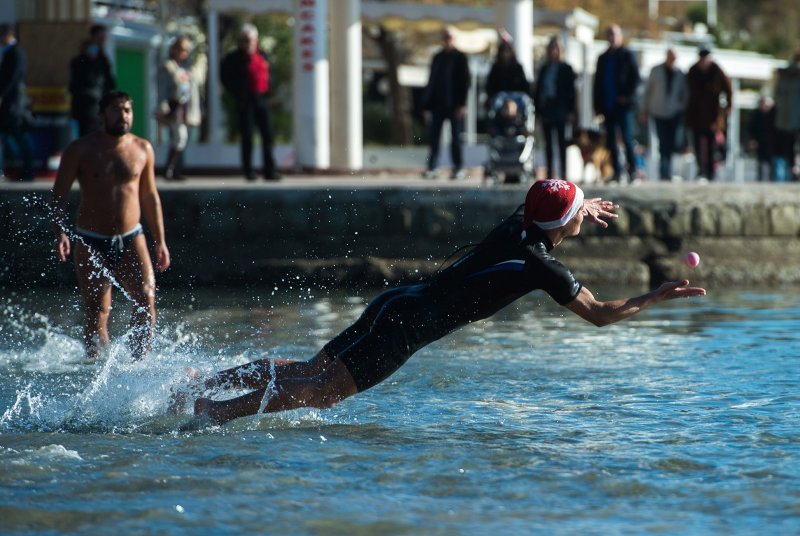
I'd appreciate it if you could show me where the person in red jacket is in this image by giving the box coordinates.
[220,24,280,181]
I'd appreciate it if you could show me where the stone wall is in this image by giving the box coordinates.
[3,183,800,289]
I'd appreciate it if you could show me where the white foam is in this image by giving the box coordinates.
[11,444,83,464]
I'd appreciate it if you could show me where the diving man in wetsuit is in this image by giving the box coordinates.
[50,90,171,361]
[185,179,705,425]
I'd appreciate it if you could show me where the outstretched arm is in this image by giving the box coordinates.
[565,280,706,327]
[582,197,619,229]
[139,141,170,272]
[50,142,81,262]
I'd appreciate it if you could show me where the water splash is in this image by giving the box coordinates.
[0,383,42,428]
[0,301,215,433]
[251,357,278,429]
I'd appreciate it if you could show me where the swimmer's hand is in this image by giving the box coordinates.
[55,232,71,262]
[654,279,707,301]
[582,198,619,229]
[154,241,171,272]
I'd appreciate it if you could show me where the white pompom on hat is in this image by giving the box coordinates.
[522,179,584,233]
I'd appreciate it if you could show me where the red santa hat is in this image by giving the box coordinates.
[522,179,584,233]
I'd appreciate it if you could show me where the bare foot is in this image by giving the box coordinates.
[167,367,204,415]
[167,367,203,415]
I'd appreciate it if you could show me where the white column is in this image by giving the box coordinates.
[649,0,658,20]
[728,77,741,181]
[574,24,596,129]
[495,0,534,81]
[206,10,222,144]
[329,0,362,170]
[707,0,717,27]
[466,56,478,145]
[647,118,659,181]
[293,0,330,169]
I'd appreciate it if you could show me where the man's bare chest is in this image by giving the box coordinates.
[79,148,146,185]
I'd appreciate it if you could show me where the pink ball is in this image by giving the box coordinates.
[685,251,700,268]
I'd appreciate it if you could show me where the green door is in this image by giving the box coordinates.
[115,48,148,139]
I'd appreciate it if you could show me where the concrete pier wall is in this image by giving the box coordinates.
[3,182,800,289]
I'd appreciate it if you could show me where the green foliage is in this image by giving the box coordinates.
[751,34,792,57]
[363,101,394,146]
[272,110,292,144]
[686,3,708,26]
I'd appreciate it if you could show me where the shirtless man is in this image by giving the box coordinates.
[178,179,705,426]
[50,90,170,360]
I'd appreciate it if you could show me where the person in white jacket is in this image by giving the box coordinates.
[157,36,205,181]
[644,49,688,180]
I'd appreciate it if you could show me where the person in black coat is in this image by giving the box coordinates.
[421,27,471,180]
[592,25,641,182]
[747,96,776,181]
[485,37,528,103]
[68,25,116,137]
[0,24,33,180]
[533,36,576,179]
[220,23,278,181]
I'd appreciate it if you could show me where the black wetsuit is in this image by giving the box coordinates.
[325,206,583,392]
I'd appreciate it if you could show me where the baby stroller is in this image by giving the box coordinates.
[484,91,535,184]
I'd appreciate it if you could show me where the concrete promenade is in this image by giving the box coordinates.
[3,174,800,289]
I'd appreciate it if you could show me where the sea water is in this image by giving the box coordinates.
[1,285,799,534]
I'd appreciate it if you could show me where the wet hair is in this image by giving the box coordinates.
[99,90,133,113]
[90,24,107,37]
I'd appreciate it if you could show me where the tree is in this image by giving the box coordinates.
[365,24,414,145]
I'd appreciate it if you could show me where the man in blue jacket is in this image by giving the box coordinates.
[593,25,641,183]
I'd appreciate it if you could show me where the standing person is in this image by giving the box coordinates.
[685,47,732,181]
[592,25,641,183]
[485,31,529,103]
[773,50,800,181]
[643,48,688,181]
[533,36,576,179]
[68,24,116,137]
[747,96,777,181]
[50,91,171,361]
[157,35,195,181]
[220,24,279,181]
[176,179,705,426]
[0,24,33,181]
[421,26,471,180]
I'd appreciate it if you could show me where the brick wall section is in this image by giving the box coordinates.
[3,183,800,288]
